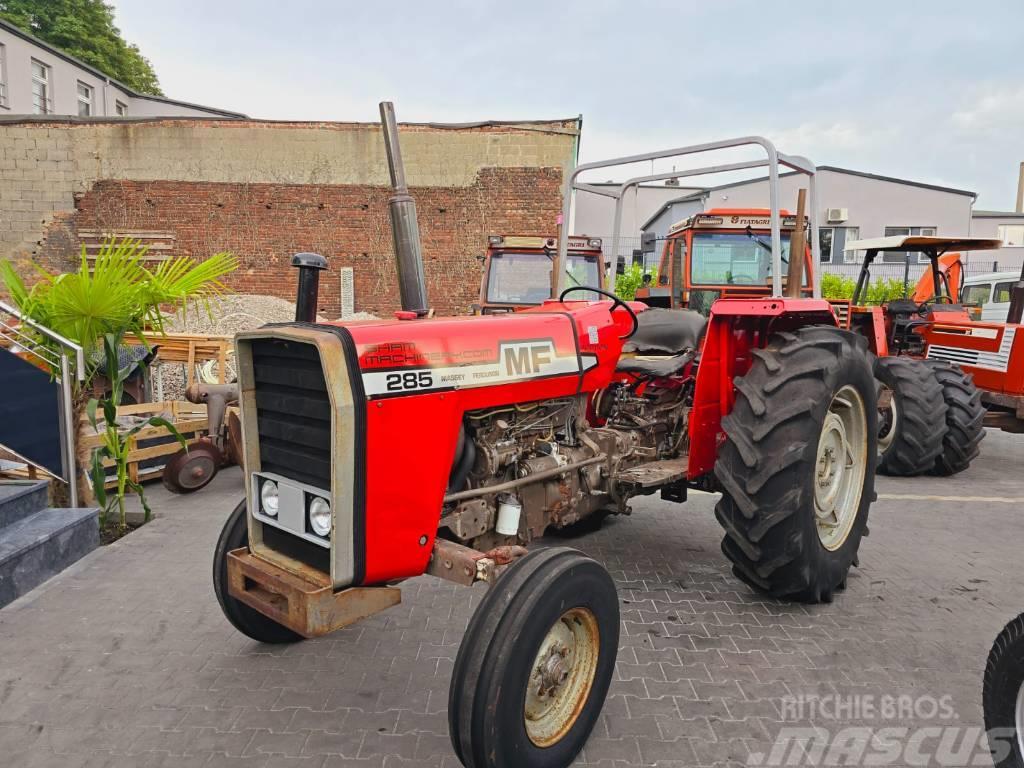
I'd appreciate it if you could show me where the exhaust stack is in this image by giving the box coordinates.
[292,252,327,323]
[380,101,429,315]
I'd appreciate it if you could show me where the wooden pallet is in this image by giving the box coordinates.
[125,332,233,387]
[80,401,209,488]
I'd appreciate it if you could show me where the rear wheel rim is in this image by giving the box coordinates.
[814,384,868,551]
[877,385,898,454]
[524,607,600,748]
[1016,678,1024,759]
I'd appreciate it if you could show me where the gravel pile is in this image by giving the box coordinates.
[152,295,377,401]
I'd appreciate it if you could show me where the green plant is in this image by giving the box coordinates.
[1,237,237,517]
[1,238,237,381]
[615,264,657,301]
[820,272,909,305]
[86,333,186,529]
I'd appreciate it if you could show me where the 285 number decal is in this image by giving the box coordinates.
[385,371,433,392]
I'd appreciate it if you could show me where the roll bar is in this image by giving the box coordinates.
[556,136,822,299]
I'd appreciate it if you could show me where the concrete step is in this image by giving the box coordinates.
[0,480,50,529]
[0,507,99,609]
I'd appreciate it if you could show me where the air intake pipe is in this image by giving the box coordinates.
[1007,261,1024,325]
[380,101,429,315]
[292,252,327,323]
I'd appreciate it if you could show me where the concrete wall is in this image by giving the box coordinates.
[0,24,236,118]
[0,117,579,315]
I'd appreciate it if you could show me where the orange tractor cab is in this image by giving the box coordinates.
[635,208,815,313]
[476,235,604,313]
[843,235,1024,437]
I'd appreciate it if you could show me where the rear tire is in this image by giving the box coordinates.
[449,547,618,768]
[873,356,947,476]
[213,499,303,644]
[714,326,877,603]
[983,613,1024,768]
[925,360,986,475]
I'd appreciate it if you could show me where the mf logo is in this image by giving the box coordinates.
[502,340,555,377]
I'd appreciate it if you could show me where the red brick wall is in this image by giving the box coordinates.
[33,167,563,317]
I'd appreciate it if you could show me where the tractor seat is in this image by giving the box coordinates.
[623,308,708,355]
[615,351,695,378]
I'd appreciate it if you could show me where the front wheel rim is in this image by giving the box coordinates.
[814,384,868,551]
[524,607,600,748]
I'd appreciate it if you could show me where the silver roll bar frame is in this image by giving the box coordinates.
[556,136,821,299]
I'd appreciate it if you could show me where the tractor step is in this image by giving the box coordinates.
[613,457,687,489]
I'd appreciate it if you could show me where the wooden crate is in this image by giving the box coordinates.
[80,401,209,489]
[125,332,233,387]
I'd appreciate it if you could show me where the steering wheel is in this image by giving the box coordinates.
[558,286,639,340]
[916,294,955,314]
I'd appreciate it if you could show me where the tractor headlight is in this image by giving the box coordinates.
[260,479,280,517]
[308,496,331,537]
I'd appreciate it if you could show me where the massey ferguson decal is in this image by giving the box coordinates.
[360,339,582,397]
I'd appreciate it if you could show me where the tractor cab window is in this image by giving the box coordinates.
[961,283,992,306]
[486,252,600,304]
[689,231,807,287]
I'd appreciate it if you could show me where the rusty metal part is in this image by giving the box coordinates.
[426,539,529,586]
[226,409,243,467]
[438,498,493,539]
[185,382,239,454]
[226,548,400,638]
[482,545,528,565]
[162,439,223,494]
[443,456,605,504]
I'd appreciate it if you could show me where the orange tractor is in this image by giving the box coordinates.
[627,217,996,477]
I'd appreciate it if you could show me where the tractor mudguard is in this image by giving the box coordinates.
[687,297,837,479]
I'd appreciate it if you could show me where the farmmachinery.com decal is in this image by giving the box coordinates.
[360,339,589,397]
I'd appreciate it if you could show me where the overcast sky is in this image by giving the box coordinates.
[110,0,1023,209]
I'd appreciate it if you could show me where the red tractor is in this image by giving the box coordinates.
[213,117,878,768]
[475,234,605,313]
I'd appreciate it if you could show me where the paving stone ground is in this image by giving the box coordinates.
[2,429,1023,768]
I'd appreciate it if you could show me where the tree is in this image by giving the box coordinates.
[0,0,162,95]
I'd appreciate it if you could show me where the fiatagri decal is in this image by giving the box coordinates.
[360,339,588,397]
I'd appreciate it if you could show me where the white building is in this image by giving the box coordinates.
[0,19,244,119]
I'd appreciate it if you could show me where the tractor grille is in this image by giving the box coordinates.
[249,338,333,489]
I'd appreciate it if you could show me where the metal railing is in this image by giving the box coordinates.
[0,300,85,507]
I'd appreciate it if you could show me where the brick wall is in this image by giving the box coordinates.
[44,170,560,315]
[1,117,579,315]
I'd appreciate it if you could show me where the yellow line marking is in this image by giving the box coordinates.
[878,493,1024,504]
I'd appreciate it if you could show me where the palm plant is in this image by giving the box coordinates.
[1,237,237,519]
[1,237,237,379]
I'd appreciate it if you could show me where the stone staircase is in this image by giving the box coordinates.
[0,479,98,608]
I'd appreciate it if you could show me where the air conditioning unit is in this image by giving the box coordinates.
[827,207,849,223]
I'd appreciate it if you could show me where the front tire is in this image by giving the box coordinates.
[983,614,1024,768]
[714,326,877,603]
[213,499,303,644]
[873,356,947,476]
[449,548,618,768]
[925,360,986,475]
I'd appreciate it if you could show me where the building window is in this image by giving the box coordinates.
[818,226,860,263]
[0,44,8,108]
[76,81,93,117]
[115,100,127,116]
[997,224,1024,247]
[882,226,937,263]
[31,59,51,114]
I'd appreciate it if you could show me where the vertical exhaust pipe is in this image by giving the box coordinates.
[380,101,429,315]
[292,252,327,323]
